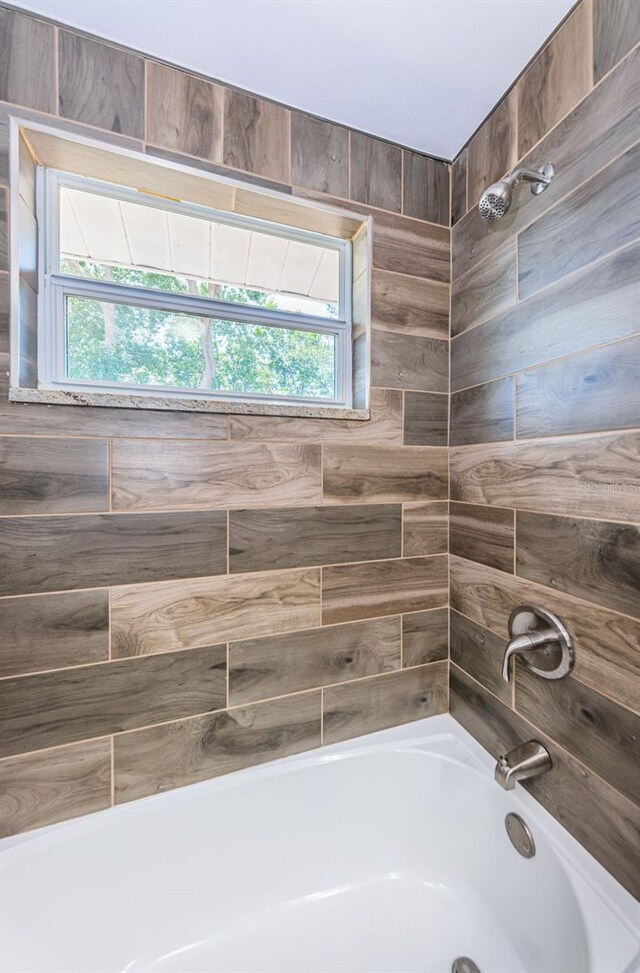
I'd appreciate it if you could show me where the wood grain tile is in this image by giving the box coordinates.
[228,388,402,445]
[450,665,640,900]
[112,440,321,511]
[0,9,55,113]
[0,740,111,838]
[146,144,291,194]
[450,378,514,445]
[112,567,321,658]
[291,113,349,197]
[515,667,640,805]
[517,3,592,157]
[229,616,401,706]
[450,432,640,522]
[516,333,640,439]
[402,608,449,667]
[516,511,640,620]
[223,91,290,182]
[230,504,401,573]
[452,46,640,281]
[451,242,517,337]
[322,555,448,625]
[593,0,640,82]
[451,150,467,226]
[323,445,448,504]
[450,501,514,573]
[0,645,226,759]
[0,510,227,596]
[450,555,640,713]
[402,152,449,226]
[451,240,640,391]
[518,141,640,300]
[0,437,108,515]
[58,31,144,137]
[323,661,448,745]
[146,62,223,162]
[450,609,510,704]
[114,691,321,804]
[372,269,449,339]
[350,133,401,213]
[467,89,517,208]
[371,331,449,393]
[402,502,448,557]
[372,210,450,283]
[403,392,448,446]
[0,590,109,678]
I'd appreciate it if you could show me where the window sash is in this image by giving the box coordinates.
[39,169,353,407]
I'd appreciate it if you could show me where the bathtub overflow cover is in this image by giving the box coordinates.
[505,812,536,858]
[452,959,481,973]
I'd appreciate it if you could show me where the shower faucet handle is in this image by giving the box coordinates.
[502,605,574,683]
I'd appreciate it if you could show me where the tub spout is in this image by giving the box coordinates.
[494,741,552,790]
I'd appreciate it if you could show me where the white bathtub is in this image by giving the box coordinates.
[1,714,638,973]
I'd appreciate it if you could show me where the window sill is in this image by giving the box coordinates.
[8,387,371,422]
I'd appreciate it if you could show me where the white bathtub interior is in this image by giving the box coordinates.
[0,715,638,973]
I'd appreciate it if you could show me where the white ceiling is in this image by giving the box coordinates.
[12,0,575,159]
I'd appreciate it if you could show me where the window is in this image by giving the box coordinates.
[39,170,353,407]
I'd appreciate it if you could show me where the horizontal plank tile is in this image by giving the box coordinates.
[0,511,227,596]
[0,740,111,838]
[452,239,640,391]
[451,242,517,337]
[112,567,321,658]
[515,667,640,805]
[223,90,289,182]
[451,150,467,226]
[323,445,448,504]
[322,555,448,625]
[450,378,514,445]
[403,391,448,446]
[371,331,449,393]
[114,691,321,804]
[402,502,448,557]
[372,210,450,283]
[467,89,517,208]
[323,661,448,745]
[111,440,321,511]
[516,511,640,620]
[350,132,401,213]
[228,388,402,445]
[402,608,449,667]
[402,152,449,226]
[59,31,144,137]
[291,113,349,197]
[229,616,401,706]
[450,501,514,573]
[0,8,55,113]
[516,334,640,438]
[518,141,640,300]
[452,46,640,281]
[450,554,640,713]
[230,504,401,573]
[450,432,640,522]
[0,590,109,678]
[0,644,226,759]
[371,269,449,339]
[450,609,510,704]
[450,665,640,900]
[146,61,223,161]
[593,0,640,82]
[0,437,108,515]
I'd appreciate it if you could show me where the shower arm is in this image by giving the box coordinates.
[508,166,553,189]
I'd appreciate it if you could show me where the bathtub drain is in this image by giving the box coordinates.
[451,958,481,973]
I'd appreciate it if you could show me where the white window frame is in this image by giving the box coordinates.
[38,168,353,408]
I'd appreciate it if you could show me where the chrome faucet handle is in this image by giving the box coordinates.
[503,606,574,682]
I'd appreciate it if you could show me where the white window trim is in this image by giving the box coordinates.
[38,168,353,409]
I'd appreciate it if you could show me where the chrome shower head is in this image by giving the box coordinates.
[478,163,555,221]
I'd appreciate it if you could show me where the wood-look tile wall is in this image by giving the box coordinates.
[450,0,640,899]
[0,6,450,837]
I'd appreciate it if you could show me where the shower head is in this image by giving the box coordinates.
[478,163,554,221]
